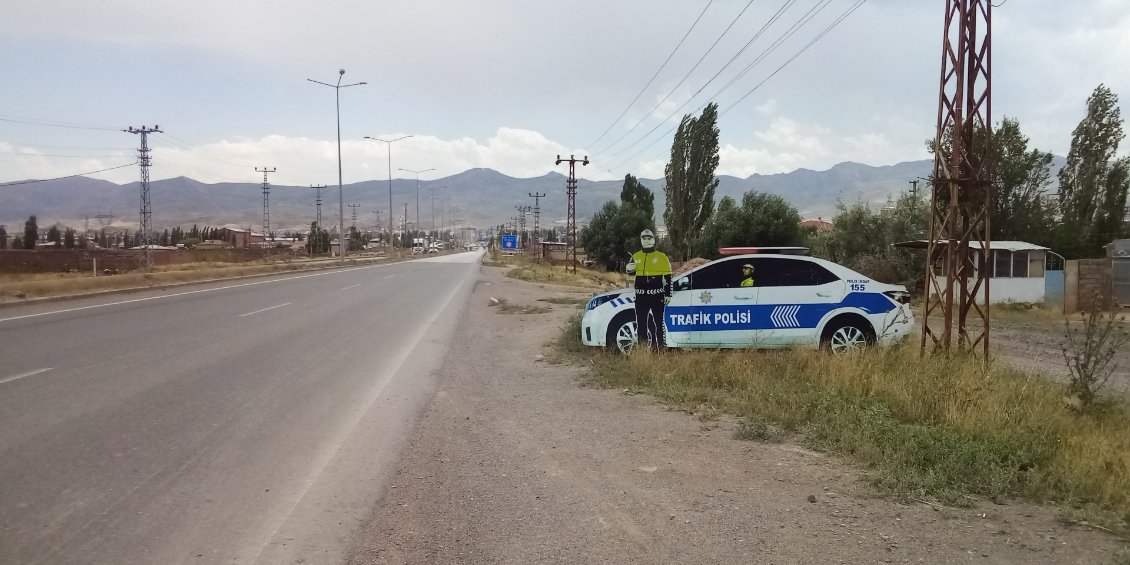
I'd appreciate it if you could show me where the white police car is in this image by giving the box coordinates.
[581,253,915,354]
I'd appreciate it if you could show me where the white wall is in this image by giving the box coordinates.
[930,275,1045,304]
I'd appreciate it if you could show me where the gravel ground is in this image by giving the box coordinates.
[346,265,1127,564]
[992,318,1130,400]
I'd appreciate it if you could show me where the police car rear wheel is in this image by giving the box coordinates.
[824,323,871,354]
[605,311,637,355]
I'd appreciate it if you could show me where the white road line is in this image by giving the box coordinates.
[0,367,54,386]
[238,303,291,317]
[0,263,392,324]
[341,284,361,290]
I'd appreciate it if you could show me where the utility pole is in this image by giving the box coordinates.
[312,184,326,255]
[372,209,383,244]
[348,203,361,227]
[909,179,920,198]
[124,125,162,269]
[256,167,277,241]
[403,203,409,248]
[921,0,993,360]
[347,203,361,251]
[529,192,545,258]
[555,154,589,273]
[515,204,531,248]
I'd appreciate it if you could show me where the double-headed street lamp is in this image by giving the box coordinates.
[307,69,366,259]
[364,135,413,249]
[398,167,434,237]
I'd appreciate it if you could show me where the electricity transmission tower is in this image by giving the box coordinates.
[256,167,277,240]
[345,202,359,248]
[554,154,589,273]
[348,203,361,227]
[515,204,531,247]
[312,184,326,254]
[528,192,545,245]
[124,125,162,268]
[921,0,993,359]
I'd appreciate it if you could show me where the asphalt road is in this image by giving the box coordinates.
[0,251,482,564]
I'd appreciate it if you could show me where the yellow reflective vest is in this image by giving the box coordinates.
[630,250,672,276]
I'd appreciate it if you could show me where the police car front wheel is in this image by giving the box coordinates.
[605,311,637,355]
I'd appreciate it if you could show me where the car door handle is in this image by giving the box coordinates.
[816,292,831,297]
[734,296,754,300]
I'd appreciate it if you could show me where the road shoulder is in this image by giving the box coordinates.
[346,265,1125,564]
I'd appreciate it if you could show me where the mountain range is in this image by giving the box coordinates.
[2,160,962,234]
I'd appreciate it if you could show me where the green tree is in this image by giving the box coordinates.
[64,228,76,249]
[0,225,7,249]
[348,226,363,251]
[808,191,928,285]
[620,174,655,221]
[306,222,329,253]
[991,117,1057,246]
[24,216,38,249]
[1057,84,1130,258]
[694,191,802,259]
[664,102,720,261]
[581,201,654,271]
[47,225,61,246]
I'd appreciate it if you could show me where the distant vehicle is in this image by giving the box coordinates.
[411,246,425,254]
[427,247,439,254]
[581,253,915,355]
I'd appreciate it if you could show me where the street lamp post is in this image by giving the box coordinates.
[427,183,445,231]
[307,69,366,261]
[365,135,413,251]
[398,167,434,239]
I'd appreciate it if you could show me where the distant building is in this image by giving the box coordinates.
[214,228,264,249]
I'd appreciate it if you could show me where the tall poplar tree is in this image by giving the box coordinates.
[23,216,38,249]
[991,117,1056,246]
[664,103,720,261]
[1058,84,1130,257]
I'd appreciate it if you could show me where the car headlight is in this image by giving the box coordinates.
[585,294,619,311]
[883,290,912,305]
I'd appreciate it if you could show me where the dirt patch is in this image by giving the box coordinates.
[992,319,1130,400]
[346,269,1127,564]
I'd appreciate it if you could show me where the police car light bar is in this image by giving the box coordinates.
[718,247,810,256]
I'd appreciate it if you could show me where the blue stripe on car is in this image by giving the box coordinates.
[662,292,896,332]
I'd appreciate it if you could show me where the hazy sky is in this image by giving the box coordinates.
[1,0,1128,188]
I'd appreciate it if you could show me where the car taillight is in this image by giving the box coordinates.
[883,290,911,304]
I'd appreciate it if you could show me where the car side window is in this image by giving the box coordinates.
[749,258,840,287]
[689,261,742,289]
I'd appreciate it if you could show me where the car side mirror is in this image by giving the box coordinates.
[674,277,690,291]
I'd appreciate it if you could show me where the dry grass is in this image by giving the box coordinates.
[0,257,382,301]
[502,255,629,290]
[568,335,1130,533]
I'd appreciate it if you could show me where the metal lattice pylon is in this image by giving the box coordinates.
[921,0,993,359]
[555,155,588,273]
[124,125,162,268]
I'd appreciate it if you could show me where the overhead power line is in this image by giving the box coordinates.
[606,0,867,174]
[0,151,132,158]
[592,0,759,157]
[602,0,824,167]
[0,161,138,187]
[0,115,120,131]
[586,0,715,150]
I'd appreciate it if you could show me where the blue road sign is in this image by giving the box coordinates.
[501,235,518,250]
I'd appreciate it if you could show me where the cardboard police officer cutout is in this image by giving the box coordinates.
[625,229,671,350]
